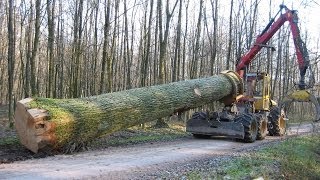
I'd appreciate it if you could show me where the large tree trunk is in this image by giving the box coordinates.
[14,71,243,153]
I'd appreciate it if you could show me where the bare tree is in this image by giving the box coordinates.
[46,0,55,97]
[140,0,154,87]
[7,0,15,127]
[91,0,100,95]
[123,0,131,89]
[182,0,190,80]
[30,0,41,96]
[226,0,234,69]
[70,0,84,98]
[190,0,204,79]
[24,1,33,98]
[208,0,218,75]
[158,0,178,84]
[100,0,111,94]
[172,0,182,82]
[155,0,178,128]
[56,0,65,98]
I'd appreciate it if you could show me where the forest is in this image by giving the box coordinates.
[1,0,320,124]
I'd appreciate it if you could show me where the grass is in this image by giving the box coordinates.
[0,137,19,146]
[186,134,320,179]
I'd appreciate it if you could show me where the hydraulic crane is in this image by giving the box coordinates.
[236,5,314,89]
[186,5,320,142]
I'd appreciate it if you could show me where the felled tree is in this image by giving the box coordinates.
[14,71,243,153]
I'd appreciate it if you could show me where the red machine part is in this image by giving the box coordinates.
[236,5,310,90]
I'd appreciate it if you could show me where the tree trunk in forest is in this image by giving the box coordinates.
[123,0,131,89]
[190,0,203,79]
[91,0,99,96]
[153,1,159,85]
[209,0,218,76]
[272,30,282,99]
[156,0,178,127]
[100,0,111,94]
[46,0,55,98]
[158,0,178,84]
[30,0,41,96]
[172,0,182,82]
[15,71,243,153]
[226,0,234,70]
[56,0,65,99]
[71,0,84,98]
[7,0,15,127]
[182,0,189,80]
[140,0,153,87]
[24,1,35,98]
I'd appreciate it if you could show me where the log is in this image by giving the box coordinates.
[14,71,243,153]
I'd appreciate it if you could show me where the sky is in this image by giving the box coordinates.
[182,0,320,54]
[255,0,320,51]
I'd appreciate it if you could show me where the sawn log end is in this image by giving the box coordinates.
[14,98,57,153]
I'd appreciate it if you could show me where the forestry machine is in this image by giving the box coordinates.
[186,5,320,142]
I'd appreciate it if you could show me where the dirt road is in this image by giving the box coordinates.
[0,123,318,180]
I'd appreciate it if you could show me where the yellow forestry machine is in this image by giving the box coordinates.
[186,5,320,142]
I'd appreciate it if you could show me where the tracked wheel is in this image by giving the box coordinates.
[236,114,258,142]
[256,114,268,140]
[268,106,286,136]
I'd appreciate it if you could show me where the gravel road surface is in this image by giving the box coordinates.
[0,123,318,180]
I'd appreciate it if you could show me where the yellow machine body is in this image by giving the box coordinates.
[253,73,271,111]
[244,72,272,112]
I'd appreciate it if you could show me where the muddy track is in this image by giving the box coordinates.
[0,123,318,180]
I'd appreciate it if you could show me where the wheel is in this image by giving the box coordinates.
[256,114,268,140]
[236,113,258,142]
[268,106,286,136]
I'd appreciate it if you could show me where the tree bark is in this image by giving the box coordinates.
[7,0,15,127]
[182,0,189,80]
[226,0,234,69]
[46,0,55,98]
[140,0,153,87]
[31,0,41,96]
[158,0,178,84]
[172,0,182,82]
[15,71,243,153]
[156,0,178,127]
[209,0,218,75]
[190,0,203,79]
[123,0,131,89]
[91,0,99,96]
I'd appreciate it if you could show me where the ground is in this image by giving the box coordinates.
[0,105,319,179]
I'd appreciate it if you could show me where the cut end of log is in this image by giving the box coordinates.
[14,98,56,153]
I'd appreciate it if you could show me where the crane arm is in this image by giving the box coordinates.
[236,5,312,89]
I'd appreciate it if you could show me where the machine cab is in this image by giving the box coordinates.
[245,72,271,111]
